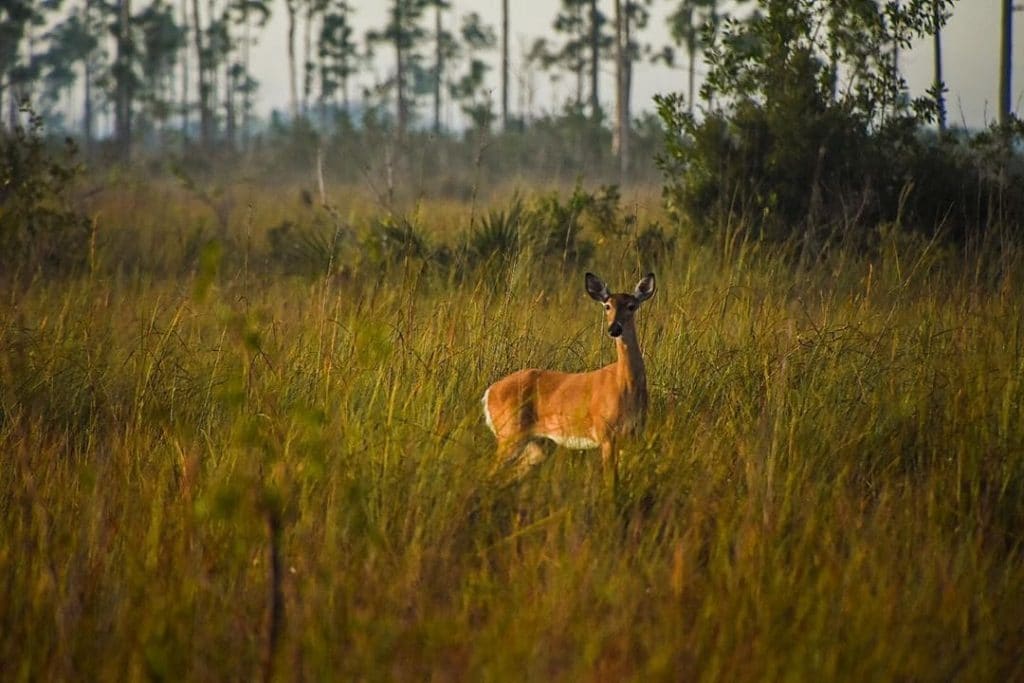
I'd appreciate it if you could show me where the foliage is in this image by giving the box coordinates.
[464,196,529,267]
[652,0,1024,254]
[267,210,352,278]
[448,11,497,131]
[0,107,90,278]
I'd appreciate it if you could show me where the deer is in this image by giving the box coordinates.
[482,272,656,476]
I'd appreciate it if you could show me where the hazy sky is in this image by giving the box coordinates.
[248,0,1022,129]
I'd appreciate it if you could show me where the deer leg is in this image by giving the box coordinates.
[514,441,547,477]
[601,438,619,490]
[491,437,528,475]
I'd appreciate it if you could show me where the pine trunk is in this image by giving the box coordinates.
[303,2,314,117]
[287,0,299,122]
[687,38,695,114]
[225,61,236,150]
[179,0,189,143]
[933,1,945,135]
[1000,0,1013,126]
[191,0,213,146]
[622,4,631,176]
[115,0,133,159]
[434,5,442,133]
[395,2,407,135]
[501,0,509,130]
[589,0,599,120]
[613,0,623,159]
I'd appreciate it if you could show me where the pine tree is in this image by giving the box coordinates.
[449,10,496,131]
[368,0,431,135]
[667,0,719,114]
[999,0,1013,126]
[317,0,359,121]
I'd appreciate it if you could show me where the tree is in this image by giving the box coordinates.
[317,0,359,120]
[656,0,954,243]
[285,0,299,120]
[368,0,431,135]
[449,11,496,131]
[933,0,945,134]
[500,0,509,130]
[999,0,1013,126]
[40,2,103,144]
[551,0,588,106]
[587,0,602,119]
[613,1,652,175]
[667,0,720,114]
[112,0,135,158]
[191,0,215,146]
[614,0,627,175]
[227,0,271,146]
[136,0,186,141]
[1,0,53,129]
[429,0,454,133]
[303,0,329,118]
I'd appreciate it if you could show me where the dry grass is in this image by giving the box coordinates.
[1,181,1023,681]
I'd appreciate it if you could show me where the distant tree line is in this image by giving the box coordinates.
[6,1,1014,164]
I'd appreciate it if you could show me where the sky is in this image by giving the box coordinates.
[246,0,1021,130]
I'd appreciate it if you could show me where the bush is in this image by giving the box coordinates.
[655,0,1024,254]
[0,107,91,279]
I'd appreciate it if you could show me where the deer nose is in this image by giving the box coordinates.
[608,322,623,337]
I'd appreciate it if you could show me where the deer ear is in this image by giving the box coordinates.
[585,272,610,302]
[634,272,655,302]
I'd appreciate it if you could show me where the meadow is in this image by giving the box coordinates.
[2,177,1023,681]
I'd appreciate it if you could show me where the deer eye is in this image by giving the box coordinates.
[627,302,637,311]
[604,303,611,310]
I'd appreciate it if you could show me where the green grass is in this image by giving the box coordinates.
[2,185,1023,681]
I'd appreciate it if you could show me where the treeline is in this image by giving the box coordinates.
[3,0,1024,275]
[0,0,732,164]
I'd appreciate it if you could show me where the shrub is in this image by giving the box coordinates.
[0,107,91,278]
[653,0,1024,254]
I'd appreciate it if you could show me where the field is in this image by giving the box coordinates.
[2,178,1024,681]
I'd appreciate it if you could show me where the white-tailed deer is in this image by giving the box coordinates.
[482,272,655,475]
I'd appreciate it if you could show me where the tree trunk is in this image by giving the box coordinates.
[115,0,133,159]
[613,0,624,167]
[933,0,945,135]
[225,61,236,151]
[191,0,213,146]
[501,0,509,130]
[395,2,407,135]
[434,4,442,133]
[1000,0,1013,126]
[8,92,17,131]
[589,0,599,120]
[179,0,189,144]
[84,56,94,151]
[622,4,631,176]
[241,9,251,147]
[574,1,583,107]
[687,34,696,114]
[81,0,96,152]
[342,54,350,117]
[286,0,299,122]
[303,1,314,118]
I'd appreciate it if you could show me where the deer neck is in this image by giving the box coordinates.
[613,323,647,400]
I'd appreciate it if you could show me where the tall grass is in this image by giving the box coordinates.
[1,184,1023,681]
